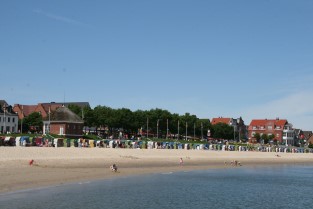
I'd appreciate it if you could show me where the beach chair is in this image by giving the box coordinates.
[15,137,21,147]
[4,137,15,146]
[89,140,94,148]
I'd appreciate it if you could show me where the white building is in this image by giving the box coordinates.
[282,123,295,146]
[0,100,19,134]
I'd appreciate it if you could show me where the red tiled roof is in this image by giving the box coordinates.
[211,117,231,125]
[40,103,62,113]
[22,105,37,116]
[249,119,287,127]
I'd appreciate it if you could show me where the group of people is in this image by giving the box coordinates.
[110,164,118,172]
[224,160,242,166]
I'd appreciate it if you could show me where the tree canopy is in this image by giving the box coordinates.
[18,104,237,140]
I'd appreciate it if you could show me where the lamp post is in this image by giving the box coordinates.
[185,122,188,141]
[147,117,149,139]
[48,107,51,135]
[207,129,211,141]
[166,119,168,140]
[237,118,241,142]
[193,123,195,140]
[177,120,180,140]
[156,119,158,138]
[201,122,203,140]
[20,105,23,134]
[3,104,6,134]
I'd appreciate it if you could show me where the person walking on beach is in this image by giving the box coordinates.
[179,157,183,166]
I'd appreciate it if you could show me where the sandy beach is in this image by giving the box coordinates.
[1,147,313,194]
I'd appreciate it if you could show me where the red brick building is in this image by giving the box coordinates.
[248,118,294,145]
[43,106,84,138]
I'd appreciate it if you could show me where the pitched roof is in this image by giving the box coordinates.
[47,106,83,123]
[307,135,313,145]
[21,105,37,116]
[39,103,62,113]
[211,117,232,125]
[302,131,313,140]
[0,100,8,108]
[249,119,287,127]
[41,102,90,109]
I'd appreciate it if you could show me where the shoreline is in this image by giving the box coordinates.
[1,147,313,194]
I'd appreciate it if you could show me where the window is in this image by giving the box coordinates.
[268,126,272,130]
[13,118,15,123]
[0,117,1,122]
[8,117,10,122]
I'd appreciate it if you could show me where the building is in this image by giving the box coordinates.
[0,100,19,133]
[43,106,84,138]
[13,102,90,120]
[248,118,294,145]
[307,134,313,145]
[211,117,247,141]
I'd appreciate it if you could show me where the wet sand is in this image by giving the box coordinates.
[1,147,312,194]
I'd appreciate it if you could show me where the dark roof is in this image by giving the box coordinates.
[302,131,313,140]
[0,100,8,107]
[47,106,83,123]
[0,100,9,112]
[41,102,90,109]
[0,100,17,115]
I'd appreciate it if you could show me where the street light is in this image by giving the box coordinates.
[201,122,203,140]
[237,118,241,142]
[207,129,211,141]
[3,104,6,134]
[177,120,180,140]
[166,119,168,140]
[185,122,188,141]
[20,105,23,134]
[157,119,161,139]
[147,117,149,138]
[193,123,195,140]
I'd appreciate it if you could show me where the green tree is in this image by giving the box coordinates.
[261,134,268,144]
[23,112,43,133]
[68,104,82,117]
[254,133,261,143]
[211,123,233,140]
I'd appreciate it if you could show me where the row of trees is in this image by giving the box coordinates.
[19,104,239,140]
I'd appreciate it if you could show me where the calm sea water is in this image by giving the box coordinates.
[1,165,312,209]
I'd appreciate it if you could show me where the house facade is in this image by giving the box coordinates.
[248,118,294,145]
[0,100,19,133]
[43,106,84,138]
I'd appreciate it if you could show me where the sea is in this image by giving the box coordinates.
[1,165,312,209]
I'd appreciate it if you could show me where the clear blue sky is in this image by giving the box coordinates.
[1,0,313,130]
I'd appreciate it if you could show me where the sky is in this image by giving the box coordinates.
[1,0,313,130]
